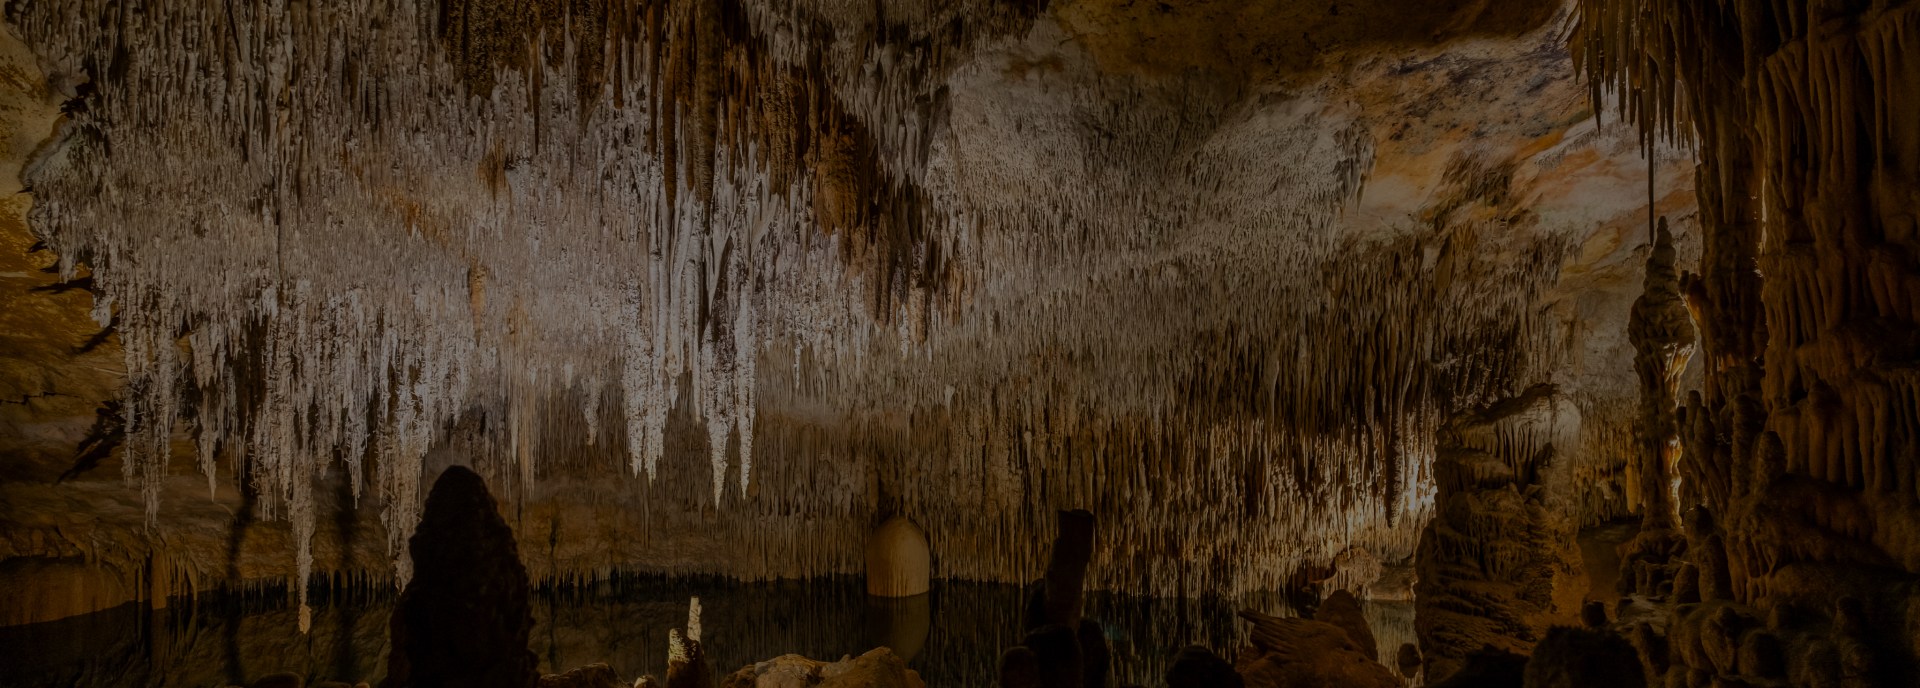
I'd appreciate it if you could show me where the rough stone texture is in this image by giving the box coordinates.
[1414,386,1587,681]
[1425,647,1526,688]
[720,649,923,688]
[1314,589,1378,662]
[997,647,1041,688]
[0,0,1696,621]
[864,517,930,597]
[1000,509,1109,688]
[665,631,715,688]
[1394,643,1421,679]
[1576,0,1920,683]
[537,664,625,688]
[381,466,537,688]
[1236,610,1400,688]
[1627,221,1695,529]
[1040,510,1095,629]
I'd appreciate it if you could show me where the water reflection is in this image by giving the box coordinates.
[0,576,1413,687]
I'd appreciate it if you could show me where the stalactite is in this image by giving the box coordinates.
[3,0,1668,609]
[1577,0,1920,682]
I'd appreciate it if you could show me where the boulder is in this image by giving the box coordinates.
[1580,601,1608,629]
[1395,643,1421,678]
[998,647,1042,688]
[819,648,925,688]
[1313,590,1378,661]
[723,649,923,688]
[1428,647,1525,688]
[1735,630,1784,679]
[250,674,304,688]
[1024,625,1084,688]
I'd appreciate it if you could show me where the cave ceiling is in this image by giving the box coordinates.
[0,0,1700,622]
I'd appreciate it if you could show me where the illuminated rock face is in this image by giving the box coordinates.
[1574,0,1920,683]
[0,0,1699,623]
[864,516,930,598]
[1414,385,1586,681]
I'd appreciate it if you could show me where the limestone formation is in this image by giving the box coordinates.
[0,0,1691,617]
[719,649,924,688]
[1521,626,1645,688]
[1000,509,1111,688]
[4,3,1915,688]
[1164,646,1242,688]
[1414,385,1586,680]
[1235,610,1401,688]
[1575,0,1920,682]
[538,665,625,688]
[865,516,930,598]
[1313,589,1378,662]
[381,466,537,688]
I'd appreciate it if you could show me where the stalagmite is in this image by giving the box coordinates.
[1577,0,1920,683]
[0,0,1699,619]
[864,516,931,598]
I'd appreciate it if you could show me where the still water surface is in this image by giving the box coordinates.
[0,576,1411,687]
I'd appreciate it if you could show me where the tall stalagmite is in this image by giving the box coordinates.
[1577,0,1920,682]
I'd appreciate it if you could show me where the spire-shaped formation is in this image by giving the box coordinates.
[1625,219,1694,527]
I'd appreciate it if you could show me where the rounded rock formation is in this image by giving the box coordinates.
[865,517,930,598]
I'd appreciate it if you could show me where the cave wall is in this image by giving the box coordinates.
[1415,385,1588,679]
[1,1,1699,626]
[1576,0,1920,683]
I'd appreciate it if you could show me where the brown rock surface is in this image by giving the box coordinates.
[1415,386,1587,681]
[538,664,625,688]
[0,0,1695,620]
[720,649,924,688]
[1237,610,1400,688]
[1313,589,1378,661]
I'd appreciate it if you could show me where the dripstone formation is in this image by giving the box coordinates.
[0,1,1917,688]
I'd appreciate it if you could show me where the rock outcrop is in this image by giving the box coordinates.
[1415,386,1587,681]
[1163,646,1242,688]
[721,649,924,688]
[1520,626,1644,688]
[381,466,537,688]
[1576,0,1920,683]
[1235,610,1400,688]
[536,665,624,688]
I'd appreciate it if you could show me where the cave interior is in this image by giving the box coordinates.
[1,0,1917,686]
